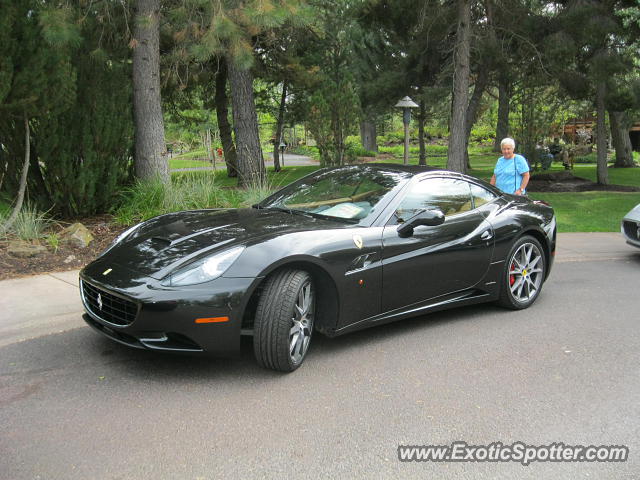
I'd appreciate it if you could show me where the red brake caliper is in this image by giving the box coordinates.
[509,262,516,286]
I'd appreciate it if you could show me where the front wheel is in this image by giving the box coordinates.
[498,235,546,310]
[253,269,315,372]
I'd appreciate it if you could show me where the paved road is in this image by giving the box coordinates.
[1,234,639,479]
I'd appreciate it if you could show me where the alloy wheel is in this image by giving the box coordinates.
[508,242,544,303]
[289,280,314,364]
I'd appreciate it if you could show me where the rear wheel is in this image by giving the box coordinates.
[498,235,546,310]
[253,269,315,372]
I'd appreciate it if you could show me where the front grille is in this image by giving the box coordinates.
[81,280,139,327]
[623,220,640,240]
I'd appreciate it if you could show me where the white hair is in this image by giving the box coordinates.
[500,137,515,148]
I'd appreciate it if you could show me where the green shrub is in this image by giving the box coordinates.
[379,144,448,157]
[470,124,495,143]
[346,143,377,158]
[0,199,10,217]
[378,131,406,145]
[46,233,61,253]
[423,124,449,139]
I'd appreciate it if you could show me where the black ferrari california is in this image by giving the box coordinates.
[80,164,556,372]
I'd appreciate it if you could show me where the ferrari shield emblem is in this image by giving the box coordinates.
[353,235,363,249]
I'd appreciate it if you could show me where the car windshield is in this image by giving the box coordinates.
[258,166,411,224]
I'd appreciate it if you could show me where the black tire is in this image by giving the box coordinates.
[253,269,315,372]
[498,235,546,310]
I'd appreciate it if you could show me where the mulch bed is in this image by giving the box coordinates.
[0,215,125,281]
[527,171,640,193]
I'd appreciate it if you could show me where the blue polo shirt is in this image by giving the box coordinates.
[494,154,529,194]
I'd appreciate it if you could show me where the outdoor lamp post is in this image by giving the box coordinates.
[395,96,419,165]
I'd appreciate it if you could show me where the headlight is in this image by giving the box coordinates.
[101,223,143,256]
[161,246,245,287]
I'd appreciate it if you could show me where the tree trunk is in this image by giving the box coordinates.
[447,0,471,173]
[464,67,489,169]
[418,99,427,166]
[359,117,377,153]
[273,81,288,172]
[28,138,51,208]
[609,110,635,167]
[132,0,168,183]
[493,74,510,152]
[215,59,238,177]
[331,108,346,166]
[521,86,536,164]
[595,81,608,185]
[227,60,266,187]
[3,113,30,232]
[205,129,214,164]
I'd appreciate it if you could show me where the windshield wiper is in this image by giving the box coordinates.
[260,205,308,216]
[302,211,359,224]
[263,205,293,213]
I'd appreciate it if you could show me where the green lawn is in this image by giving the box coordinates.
[168,157,212,169]
[570,164,640,187]
[171,148,208,159]
[528,192,640,232]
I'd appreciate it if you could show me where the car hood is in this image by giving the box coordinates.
[101,208,347,279]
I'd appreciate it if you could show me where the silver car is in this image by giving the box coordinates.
[622,204,640,248]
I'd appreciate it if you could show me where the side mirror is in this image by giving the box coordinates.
[397,209,445,237]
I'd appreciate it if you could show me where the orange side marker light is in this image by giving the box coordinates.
[195,316,230,324]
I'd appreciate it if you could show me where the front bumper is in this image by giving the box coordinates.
[80,262,258,356]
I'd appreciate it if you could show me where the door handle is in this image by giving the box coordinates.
[480,229,493,241]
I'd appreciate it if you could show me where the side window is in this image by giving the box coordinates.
[394,178,473,223]
[470,183,498,208]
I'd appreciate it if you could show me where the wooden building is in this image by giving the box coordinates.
[562,116,640,150]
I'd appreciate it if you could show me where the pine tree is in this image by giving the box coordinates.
[133,0,169,183]
[447,0,471,173]
[169,0,310,186]
[0,0,135,218]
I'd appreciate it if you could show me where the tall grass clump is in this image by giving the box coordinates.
[114,174,230,225]
[113,172,287,226]
[2,203,53,241]
[235,176,278,207]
